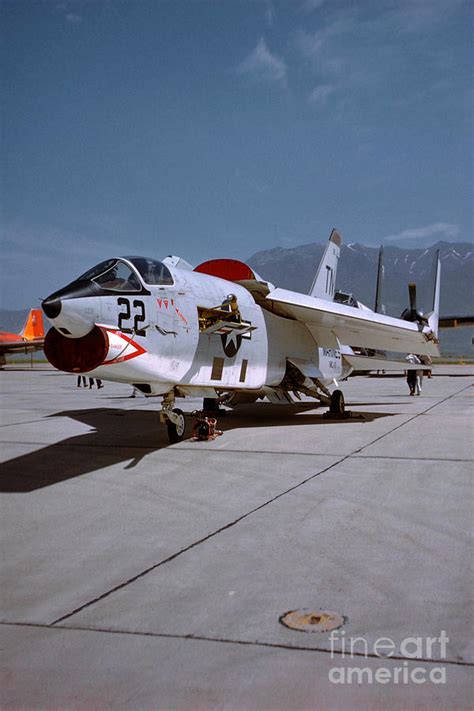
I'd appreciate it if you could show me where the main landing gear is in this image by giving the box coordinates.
[330,389,345,415]
[323,388,351,419]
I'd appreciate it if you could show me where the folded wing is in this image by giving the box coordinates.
[266,287,440,357]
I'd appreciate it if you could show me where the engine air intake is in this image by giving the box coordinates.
[44,326,109,373]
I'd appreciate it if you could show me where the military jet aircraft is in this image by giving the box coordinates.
[41,231,441,442]
[0,309,45,367]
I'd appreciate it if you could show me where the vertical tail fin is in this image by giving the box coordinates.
[309,228,341,300]
[21,309,44,340]
[427,250,441,337]
[374,246,385,314]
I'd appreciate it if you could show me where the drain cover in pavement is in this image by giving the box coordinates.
[279,609,345,633]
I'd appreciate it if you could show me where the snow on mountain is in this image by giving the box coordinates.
[248,241,473,327]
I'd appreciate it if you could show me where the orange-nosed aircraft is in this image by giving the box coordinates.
[0,309,45,366]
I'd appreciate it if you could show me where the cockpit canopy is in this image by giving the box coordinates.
[124,257,174,286]
[78,260,142,292]
[78,257,173,291]
[43,258,174,316]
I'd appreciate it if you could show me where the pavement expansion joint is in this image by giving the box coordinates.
[352,454,472,462]
[50,453,352,625]
[47,383,471,628]
[1,620,472,669]
[351,383,471,456]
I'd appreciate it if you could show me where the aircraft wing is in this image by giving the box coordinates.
[341,351,424,372]
[0,338,45,354]
[266,288,440,357]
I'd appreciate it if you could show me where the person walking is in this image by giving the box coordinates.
[88,378,103,389]
[416,358,423,396]
[406,354,421,395]
[420,354,432,378]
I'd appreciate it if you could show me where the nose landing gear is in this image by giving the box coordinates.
[165,408,186,443]
[160,393,187,443]
[160,393,225,444]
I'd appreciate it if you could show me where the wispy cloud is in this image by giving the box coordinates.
[295,13,356,60]
[295,30,324,59]
[385,0,466,34]
[55,0,90,24]
[65,12,82,24]
[302,0,327,12]
[236,38,287,87]
[308,84,336,106]
[263,0,275,27]
[384,223,460,243]
[294,2,467,113]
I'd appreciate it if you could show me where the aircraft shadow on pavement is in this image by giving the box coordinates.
[0,404,395,493]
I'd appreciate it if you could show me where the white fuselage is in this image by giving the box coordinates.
[45,264,349,396]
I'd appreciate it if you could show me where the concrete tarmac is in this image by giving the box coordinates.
[1,367,473,710]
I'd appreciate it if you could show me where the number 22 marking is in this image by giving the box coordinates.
[117,298,147,336]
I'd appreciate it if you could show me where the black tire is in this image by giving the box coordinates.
[197,420,210,440]
[330,389,345,415]
[166,408,186,443]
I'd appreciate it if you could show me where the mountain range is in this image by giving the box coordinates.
[248,241,473,316]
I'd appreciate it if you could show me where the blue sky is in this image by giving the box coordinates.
[1,0,472,308]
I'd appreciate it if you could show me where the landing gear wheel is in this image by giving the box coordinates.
[166,408,186,444]
[330,389,345,415]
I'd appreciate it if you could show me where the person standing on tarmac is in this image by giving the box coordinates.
[406,354,422,395]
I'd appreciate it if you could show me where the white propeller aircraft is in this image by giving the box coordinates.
[41,231,441,442]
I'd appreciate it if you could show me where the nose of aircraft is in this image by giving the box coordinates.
[42,296,62,319]
[41,288,98,338]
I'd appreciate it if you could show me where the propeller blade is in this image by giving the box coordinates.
[408,283,417,314]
